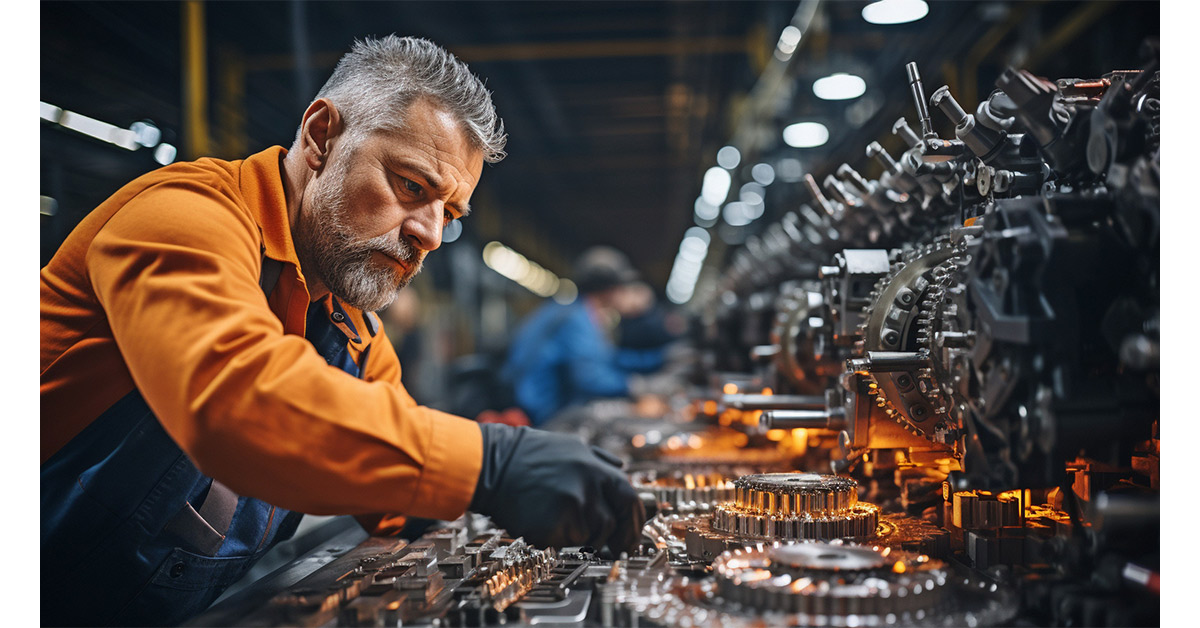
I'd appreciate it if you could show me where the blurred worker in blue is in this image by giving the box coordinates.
[504,247,665,426]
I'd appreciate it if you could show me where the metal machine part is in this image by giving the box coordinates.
[685,53,1158,627]
[609,541,1015,627]
[710,473,880,541]
[631,468,740,511]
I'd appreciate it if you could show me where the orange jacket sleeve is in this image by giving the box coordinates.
[85,181,482,520]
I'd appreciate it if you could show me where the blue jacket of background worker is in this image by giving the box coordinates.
[504,298,663,426]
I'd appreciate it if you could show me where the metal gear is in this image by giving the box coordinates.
[608,540,1017,627]
[631,469,739,510]
[710,474,880,542]
[713,542,948,617]
[859,239,967,441]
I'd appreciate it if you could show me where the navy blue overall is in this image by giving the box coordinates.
[41,259,372,626]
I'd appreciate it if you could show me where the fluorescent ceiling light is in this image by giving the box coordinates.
[783,122,830,148]
[813,73,867,100]
[862,0,929,25]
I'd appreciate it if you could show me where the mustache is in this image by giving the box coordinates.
[360,233,423,265]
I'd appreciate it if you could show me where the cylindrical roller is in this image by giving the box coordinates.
[760,409,845,431]
[849,351,932,373]
[723,393,826,410]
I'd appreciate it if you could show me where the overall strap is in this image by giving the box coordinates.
[161,253,283,557]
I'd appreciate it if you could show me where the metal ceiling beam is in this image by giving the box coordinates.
[242,35,751,72]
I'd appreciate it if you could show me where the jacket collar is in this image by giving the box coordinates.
[238,146,300,269]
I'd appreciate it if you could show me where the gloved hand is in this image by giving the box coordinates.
[470,424,644,556]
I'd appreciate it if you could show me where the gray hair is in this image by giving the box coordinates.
[310,35,506,162]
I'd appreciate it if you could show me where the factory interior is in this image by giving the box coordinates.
[37,1,1176,626]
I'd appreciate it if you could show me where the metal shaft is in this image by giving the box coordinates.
[848,351,931,373]
[760,409,846,431]
[905,62,936,139]
[867,141,901,174]
[723,394,826,411]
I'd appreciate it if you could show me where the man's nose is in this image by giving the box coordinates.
[400,201,444,252]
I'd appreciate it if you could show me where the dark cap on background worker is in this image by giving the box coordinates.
[40,35,642,627]
[573,245,641,295]
[503,246,667,426]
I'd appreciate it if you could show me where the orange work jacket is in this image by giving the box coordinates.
[40,146,483,525]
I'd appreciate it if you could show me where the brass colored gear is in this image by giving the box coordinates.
[710,474,880,542]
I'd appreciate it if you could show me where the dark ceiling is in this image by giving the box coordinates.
[40,1,1159,286]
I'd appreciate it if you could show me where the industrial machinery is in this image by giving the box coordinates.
[191,55,1159,627]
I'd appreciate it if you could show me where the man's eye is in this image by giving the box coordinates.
[444,209,456,223]
[402,178,422,194]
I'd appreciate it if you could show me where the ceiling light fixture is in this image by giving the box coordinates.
[813,73,867,100]
[782,122,830,148]
[862,0,929,25]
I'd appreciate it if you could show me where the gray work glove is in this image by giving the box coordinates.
[470,424,644,556]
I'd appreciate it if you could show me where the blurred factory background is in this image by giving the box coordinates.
[40,0,1159,408]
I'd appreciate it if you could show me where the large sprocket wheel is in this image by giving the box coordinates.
[859,240,960,441]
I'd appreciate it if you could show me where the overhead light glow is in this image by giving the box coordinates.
[783,122,829,148]
[701,166,732,206]
[751,163,776,185]
[684,226,711,245]
[775,25,803,60]
[554,279,578,304]
[482,241,563,298]
[43,101,174,161]
[716,145,741,169]
[153,143,177,165]
[694,197,719,222]
[723,202,752,227]
[40,102,62,123]
[740,182,765,207]
[779,158,804,182]
[666,227,711,305]
[442,219,463,243]
[130,121,162,148]
[813,73,867,100]
[862,0,929,25]
[58,110,139,151]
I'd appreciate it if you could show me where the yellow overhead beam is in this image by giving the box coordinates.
[183,1,211,159]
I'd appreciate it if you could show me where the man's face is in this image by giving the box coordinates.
[295,98,484,311]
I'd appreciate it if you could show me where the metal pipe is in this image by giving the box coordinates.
[760,409,845,431]
[905,62,935,140]
[723,394,826,411]
[848,351,931,373]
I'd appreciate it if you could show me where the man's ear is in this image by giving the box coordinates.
[298,98,344,172]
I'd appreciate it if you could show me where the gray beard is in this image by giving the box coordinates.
[294,161,424,312]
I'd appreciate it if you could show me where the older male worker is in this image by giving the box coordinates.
[40,36,642,627]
